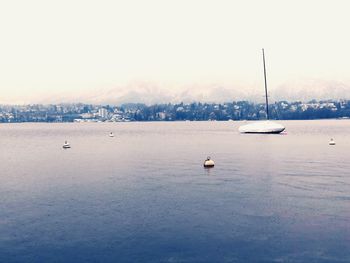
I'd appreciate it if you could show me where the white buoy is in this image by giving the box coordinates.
[63,141,71,149]
[203,157,215,168]
[329,138,336,145]
[109,132,114,137]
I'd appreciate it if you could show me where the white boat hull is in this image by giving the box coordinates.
[239,120,285,134]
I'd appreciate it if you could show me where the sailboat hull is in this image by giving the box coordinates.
[239,121,285,134]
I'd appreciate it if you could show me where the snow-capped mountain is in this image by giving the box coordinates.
[273,79,350,102]
[35,79,350,105]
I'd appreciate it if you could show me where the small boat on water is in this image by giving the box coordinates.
[63,141,71,149]
[203,157,215,168]
[239,49,285,134]
[109,132,114,137]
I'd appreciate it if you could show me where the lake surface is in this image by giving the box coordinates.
[0,120,349,262]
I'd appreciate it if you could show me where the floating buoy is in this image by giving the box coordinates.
[63,141,71,149]
[109,132,114,137]
[203,157,215,168]
[329,138,336,145]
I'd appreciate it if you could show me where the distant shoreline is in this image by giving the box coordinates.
[1,100,350,123]
[1,118,349,124]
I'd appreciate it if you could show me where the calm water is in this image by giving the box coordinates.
[0,120,349,263]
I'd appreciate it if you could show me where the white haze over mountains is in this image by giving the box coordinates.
[35,79,350,106]
[273,80,350,102]
[80,84,250,105]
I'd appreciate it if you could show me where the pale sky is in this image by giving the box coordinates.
[1,0,350,104]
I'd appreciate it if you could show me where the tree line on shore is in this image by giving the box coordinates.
[0,100,350,122]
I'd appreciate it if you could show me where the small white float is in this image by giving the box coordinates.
[329,138,336,145]
[203,157,215,168]
[109,132,114,137]
[63,141,71,149]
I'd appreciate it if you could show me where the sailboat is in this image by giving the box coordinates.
[239,49,285,134]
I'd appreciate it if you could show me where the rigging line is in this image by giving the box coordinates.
[262,48,269,120]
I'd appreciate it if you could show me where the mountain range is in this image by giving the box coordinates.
[37,79,350,105]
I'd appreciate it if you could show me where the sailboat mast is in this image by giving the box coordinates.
[262,48,269,120]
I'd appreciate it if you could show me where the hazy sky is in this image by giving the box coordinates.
[1,0,350,103]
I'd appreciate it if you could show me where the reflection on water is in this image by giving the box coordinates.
[0,120,349,262]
